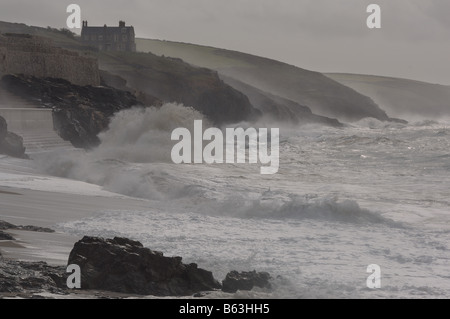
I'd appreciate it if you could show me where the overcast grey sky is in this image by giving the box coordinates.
[1,0,449,85]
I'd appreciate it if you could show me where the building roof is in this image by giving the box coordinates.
[82,26,134,33]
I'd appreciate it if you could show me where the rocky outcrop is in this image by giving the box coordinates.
[1,74,161,149]
[14,225,54,233]
[0,220,54,233]
[68,236,222,296]
[0,115,6,140]
[99,70,165,108]
[0,231,14,240]
[0,259,66,295]
[0,229,66,295]
[0,115,26,158]
[222,270,272,293]
[0,220,16,230]
[0,234,274,297]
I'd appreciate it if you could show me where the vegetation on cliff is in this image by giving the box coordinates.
[136,38,391,122]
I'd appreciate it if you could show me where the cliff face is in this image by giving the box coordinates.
[326,73,450,119]
[1,74,159,149]
[0,33,100,86]
[220,75,342,127]
[98,51,261,125]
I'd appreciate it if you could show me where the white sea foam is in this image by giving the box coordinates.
[20,105,450,298]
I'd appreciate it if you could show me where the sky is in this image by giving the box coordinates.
[1,0,449,85]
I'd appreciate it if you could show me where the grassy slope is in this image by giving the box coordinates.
[0,21,82,49]
[136,38,390,122]
[326,73,450,119]
[136,38,251,70]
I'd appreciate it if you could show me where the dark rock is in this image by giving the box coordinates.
[15,225,55,233]
[0,231,15,240]
[0,131,26,158]
[388,117,409,125]
[0,259,66,294]
[0,220,16,230]
[99,70,128,89]
[100,71,163,109]
[67,236,222,296]
[222,270,272,293]
[0,116,7,141]
[0,116,27,158]
[0,220,54,233]
[1,74,162,149]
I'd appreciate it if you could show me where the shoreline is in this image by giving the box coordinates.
[0,187,265,299]
[0,185,204,299]
[0,186,153,265]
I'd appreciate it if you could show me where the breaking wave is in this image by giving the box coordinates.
[32,103,400,226]
[196,194,401,226]
[34,104,209,199]
[96,103,209,163]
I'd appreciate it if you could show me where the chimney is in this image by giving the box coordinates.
[119,21,126,27]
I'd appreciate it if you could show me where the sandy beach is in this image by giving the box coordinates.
[0,185,152,265]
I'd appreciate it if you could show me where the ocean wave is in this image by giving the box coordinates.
[95,103,209,163]
[350,118,407,130]
[203,194,401,226]
[332,135,405,146]
[33,103,212,199]
[412,120,439,127]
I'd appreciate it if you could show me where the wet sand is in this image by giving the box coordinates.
[0,186,152,265]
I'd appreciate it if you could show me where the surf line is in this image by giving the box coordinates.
[171,120,279,174]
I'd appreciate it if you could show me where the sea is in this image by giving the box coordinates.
[5,103,450,298]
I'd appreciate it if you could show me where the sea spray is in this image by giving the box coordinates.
[35,103,209,199]
[96,103,210,163]
[171,120,280,174]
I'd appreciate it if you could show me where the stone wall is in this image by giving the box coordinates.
[0,34,100,86]
[0,36,6,74]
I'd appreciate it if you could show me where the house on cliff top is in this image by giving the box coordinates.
[81,21,136,52]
